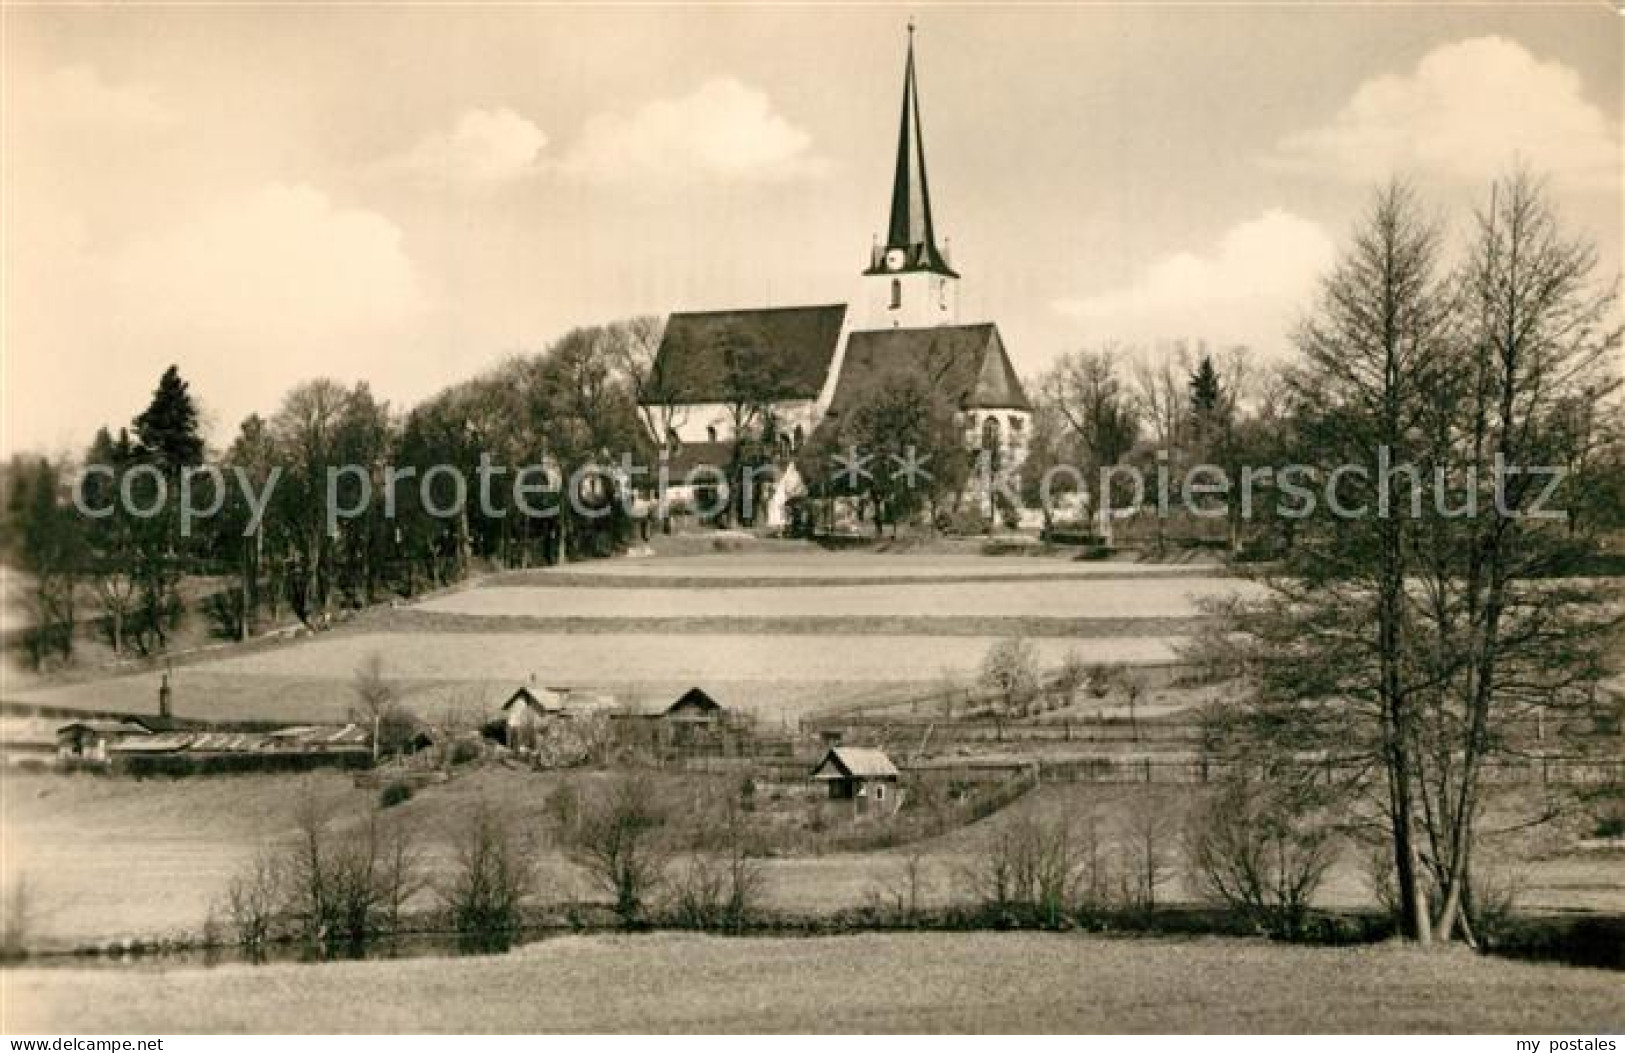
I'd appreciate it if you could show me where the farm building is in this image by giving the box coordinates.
[56,720,149,762]
[659,687,727,746]
[501,685,617,752]
[811,746,900,810]
[501,685,569,751]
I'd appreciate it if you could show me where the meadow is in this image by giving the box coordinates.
[5,769,1616,950]
[7,549,1213,722]
[6,932,1621,1033]
[417,577,1253,619]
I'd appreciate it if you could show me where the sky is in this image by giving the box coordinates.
[4,3,1621,457]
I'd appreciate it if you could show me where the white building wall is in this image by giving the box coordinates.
[864,271,958,330]
[659,399,821,448]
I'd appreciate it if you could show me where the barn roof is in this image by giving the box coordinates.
[502,685,567,714]
[642,304,848,405]
[811,746,899,781]
[664,687,724,719]
[825,324,1031,416]
[56,720,148,738]
[127,714,203,733]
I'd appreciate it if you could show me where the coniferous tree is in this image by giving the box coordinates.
[133,365,204,473]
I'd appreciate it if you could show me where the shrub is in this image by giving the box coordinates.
[222,851,285,954]
[966,812,1094,927]
[0,874,34,960]
[379,780,414,809]
[565,774,671,926]
[1185,780,1337,938]
[441,797,536,951]
[980,636,1041,716]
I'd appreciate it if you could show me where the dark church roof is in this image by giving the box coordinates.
[642,304,847,405]
[825,324,1032,416]
[864,29,956,279]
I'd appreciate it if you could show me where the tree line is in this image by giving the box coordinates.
[1,319,668,668]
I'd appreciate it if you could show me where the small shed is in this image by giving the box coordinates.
[810,746,900,809]
[56,720,149,762]
[663,687,724,723]
[501,685,570,752]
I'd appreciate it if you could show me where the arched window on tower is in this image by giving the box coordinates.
[707,424,718,444]
[890,279,902,310]
[981,416,1002,452]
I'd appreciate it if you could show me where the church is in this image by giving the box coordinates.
[638,28,1032,527]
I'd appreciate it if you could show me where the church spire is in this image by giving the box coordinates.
[869,21,957,278]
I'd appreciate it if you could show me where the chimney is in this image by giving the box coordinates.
[158,671,173,719]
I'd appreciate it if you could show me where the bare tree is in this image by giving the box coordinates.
[1409,170,1623,944]
[566,774,672,925]
[1118,795,1178,912]
[222,850,286,954]
[1041,346,1141,536]
[441,797,537,949]
[980,636,1041,723]
[1185,779,1338,937]
[351,652,396,764]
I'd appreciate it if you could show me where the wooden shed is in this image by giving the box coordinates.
[501,686,570,752]
[810,746,900,811]
[56,720,149,763]
[663,687,724,723]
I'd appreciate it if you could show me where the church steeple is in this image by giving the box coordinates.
[867,22,957,279]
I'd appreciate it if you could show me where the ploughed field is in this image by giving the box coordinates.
[7,932,1621,1033]
[8,550,1232,722]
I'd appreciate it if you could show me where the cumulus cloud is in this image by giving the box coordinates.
[15,64,178,136]
[5,183,429,453]
[558,77,827,184]
[1052,210,1336,352]
[110,183,423,341]
[382,107,548,185]
[1268,36,1620,191]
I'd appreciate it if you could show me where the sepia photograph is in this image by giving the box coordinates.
[0,0,1621,1039]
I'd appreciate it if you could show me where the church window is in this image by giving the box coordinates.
[793,425,805,451]
[1009,415,1023,433]
[706,425,718,444]
[981,416,1002,451]
[890,279,901,310]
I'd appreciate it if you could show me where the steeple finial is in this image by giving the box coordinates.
[869,20,956,278]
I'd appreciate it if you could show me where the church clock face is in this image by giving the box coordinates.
[884,248,907,270]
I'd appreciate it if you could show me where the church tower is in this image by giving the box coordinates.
[863,24,960,330]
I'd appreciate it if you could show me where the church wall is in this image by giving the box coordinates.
[863,271,958,330]
[655,399,822,449]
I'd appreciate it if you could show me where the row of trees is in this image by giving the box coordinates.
[1199,173,1622,946]
[219,773,766,955]
[2,319,670,668]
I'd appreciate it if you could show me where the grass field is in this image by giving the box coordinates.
[418,578,1253,619]
[5,769,1617,950]
[495,552,1224,580]
[6,932,1622,1033]
[8,632,1182,723]
[7,548,1217,723]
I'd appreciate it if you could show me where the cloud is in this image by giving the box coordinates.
[1052,210,1336,352]
[5,183,429,453]
[1267,36,1620,191]
[15,64,178,136]
[558,77,827,184]
[382,107,548,185]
